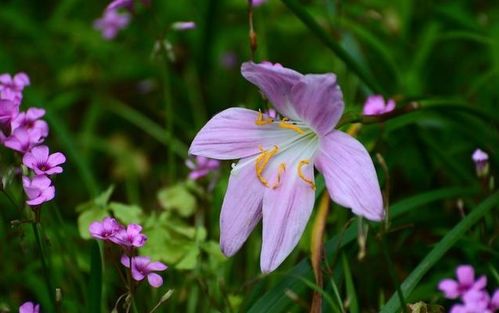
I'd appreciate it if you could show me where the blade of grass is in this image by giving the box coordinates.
[280,0,383,94]
[380,191,499,313]
[341,254,359,313]
[87,241,103,313]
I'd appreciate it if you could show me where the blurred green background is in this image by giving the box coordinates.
[0,0,498,312]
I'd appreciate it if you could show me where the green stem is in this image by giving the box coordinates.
[32,221,56,311]
[379,236,408,313]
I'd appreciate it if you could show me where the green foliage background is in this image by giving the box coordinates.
[0,0,498,312]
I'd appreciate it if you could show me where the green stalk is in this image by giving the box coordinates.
[32,220,56,311]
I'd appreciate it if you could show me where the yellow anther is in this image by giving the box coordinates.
[255,145,279,187]
[297,160,316,190]
[255,111,274,126]
[279,118,305,134]
[271,163,287,189]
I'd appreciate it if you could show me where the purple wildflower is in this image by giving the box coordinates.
[19,301,40,313]
[189,61,384,272]
[11,108,49,138]
[89,217,124,241]
[439,265,487,299]
[23,145,66,175]
[472,148,489,177]
[4,127,43,153]
[94,9,130,40]
[0,99,20,126]
[110,224,147,248]
[220,52,238,70]
[171,21,196,31]
[121,255,167,288]
[0,72,29,105]
[252,0,267,7]
[22,175,55,206]
[186,156,220,180]
[362,95,396,116]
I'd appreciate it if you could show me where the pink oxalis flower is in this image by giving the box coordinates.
[19,301,40,313]
[186,156,220,180]
[362,95,396,116]
[439,265,487,299]
[121,255,167,288]
[22,175,55,206]
[110,224,147,248]
[11,107,49,138]
[4,127,43,153]
[89,217,124,241]
[0,72,29,105]
[189,61,384,272]
[94,9,131,40]
[23,145,66,175]
[450,289,499,313]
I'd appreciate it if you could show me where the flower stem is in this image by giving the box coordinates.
[32,220,57,311]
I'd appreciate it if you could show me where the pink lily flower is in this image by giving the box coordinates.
[23,145,66,175]
[362,94,396,116]
[189,61,383,272]
[120,255,167,287]
[439,265,487,299]
[22,175,55,206]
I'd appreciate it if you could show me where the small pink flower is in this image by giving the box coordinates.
[19,301,40,313]
[472,148,489,177]
[4,127,43,153]
[110,224,147,248]
[121,255,167,288]
[171,21,196,31]
[11,108,49,138]
[0,99,20,126]
[22,175,55,206]
[186,156,220,180]
[438,265,487,299]
[89,217,124,241]
[362,95,396,116]
[23,145,66,175]
[94,9,130,40]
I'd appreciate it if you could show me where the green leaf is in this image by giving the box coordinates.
[108,202,143,224]
[87,241,102,313]
[157,183,197,217]
[380,191,499,313]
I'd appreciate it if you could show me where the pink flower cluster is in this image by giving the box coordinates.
[439,265,499,313]
[89,217,167,288]
[185,156,220,180]
[0,72,66,207]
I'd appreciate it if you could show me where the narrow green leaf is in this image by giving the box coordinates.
[380,191,499,313]
[87,241,103,313]
[341,254,359,313]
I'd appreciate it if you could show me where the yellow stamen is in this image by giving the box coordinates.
[271,163,287,189]
[255,145,279,187]
[255,111,274,126]
[298,160,316,190]
[279,118,305,134]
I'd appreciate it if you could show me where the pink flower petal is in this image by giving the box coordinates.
[147,273,163,288]
[438,279,460,299]
[456,265,475,287]
[189,108,294,160]
[260,160,315,272]
[289,73,344,135]
[220,156,265,256]
[148,261,167,271]
[241,62,303,119]
[315,131,384,221]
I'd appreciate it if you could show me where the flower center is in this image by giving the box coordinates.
[248,112,318,190]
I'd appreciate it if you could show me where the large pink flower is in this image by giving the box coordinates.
[189,61,384,272]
